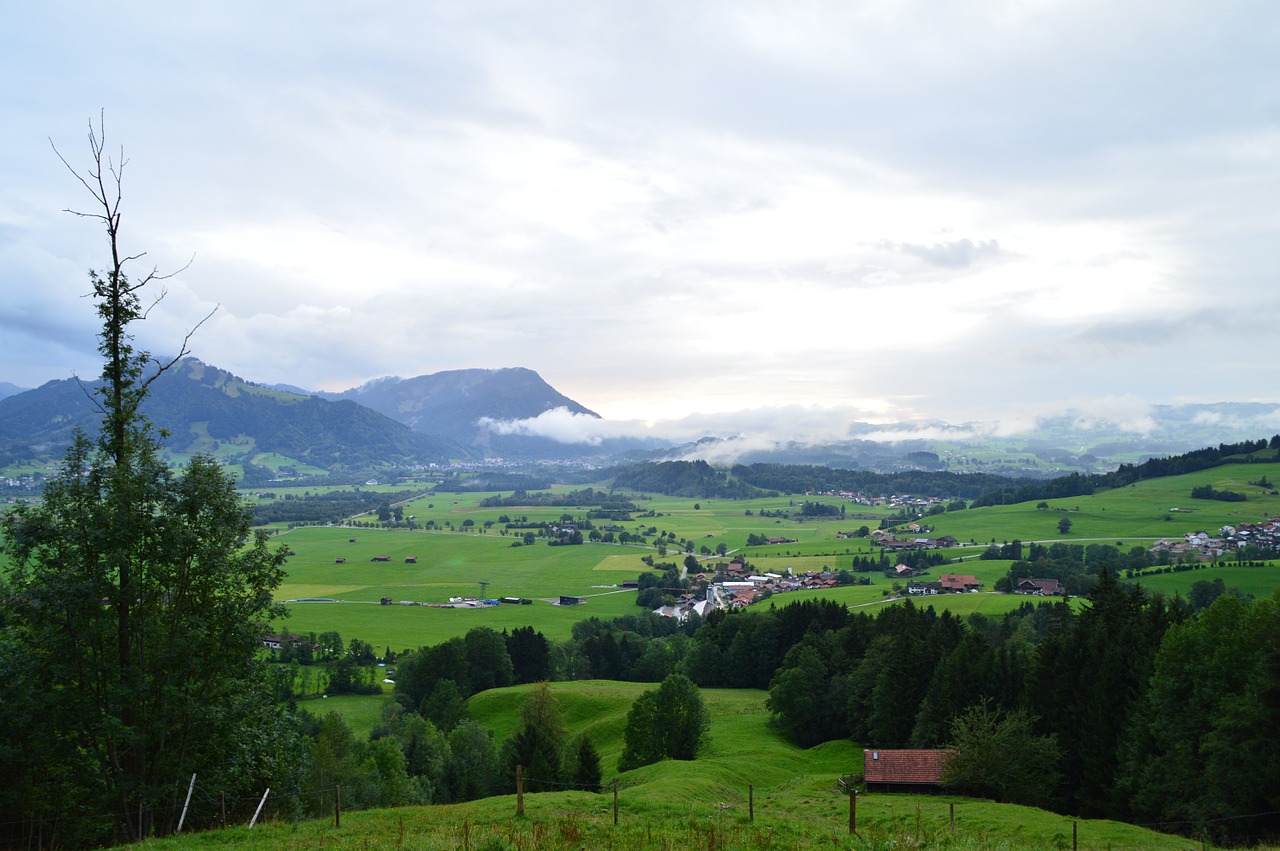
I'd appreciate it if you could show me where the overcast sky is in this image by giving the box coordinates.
[3,2,1278,443]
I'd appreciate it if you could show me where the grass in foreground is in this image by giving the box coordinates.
[127,787,1205,850]
[139,683,1210,850]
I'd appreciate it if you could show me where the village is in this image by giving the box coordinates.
[646,509,1280,622]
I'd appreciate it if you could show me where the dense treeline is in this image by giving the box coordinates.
[748,581,1280,843]
[732,463,1017,500]
[478,487,638,511]
[252,489,421,525]
[434,473,551,493]
[610,460,770,498]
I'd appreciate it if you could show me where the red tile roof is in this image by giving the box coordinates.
[939,574,979,590]
[863,749,950,784]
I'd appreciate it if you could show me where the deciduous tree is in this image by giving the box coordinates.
[618,673,710,770]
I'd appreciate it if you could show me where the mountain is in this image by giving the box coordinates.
[0,358,462,474]
[321,367,623,458]
[0,381,25,402]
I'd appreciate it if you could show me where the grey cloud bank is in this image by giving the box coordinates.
[1,1,1277,430]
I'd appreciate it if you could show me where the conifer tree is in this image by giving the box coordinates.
[0,118,294,846]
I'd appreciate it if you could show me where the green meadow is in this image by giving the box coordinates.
[925,461,1280,545]
[127,682,1202,851]
[268,464,1280,649]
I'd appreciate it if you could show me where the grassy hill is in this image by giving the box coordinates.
[125,682,1202,850]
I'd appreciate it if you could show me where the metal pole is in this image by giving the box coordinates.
[249,788,270,828]
[177,773,196,833]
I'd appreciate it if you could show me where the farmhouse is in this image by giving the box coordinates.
[938,573,980,593]
[907,581,941,596]
[1014,577,1063,596]
[558,595,587,606]
[262,633,306,650]
[863,749,951,793]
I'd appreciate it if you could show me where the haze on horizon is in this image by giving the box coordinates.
[2,2,1278,446]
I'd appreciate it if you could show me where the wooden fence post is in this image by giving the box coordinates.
[335,784,342,828]
[950,802,955,835]
[516,765,524,817]
[749,783,754,822]
[849,789,857,835]
[613,780,619,826]
[220,792,226,830]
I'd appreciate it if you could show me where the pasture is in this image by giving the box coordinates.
[127,680,1201,851]
[267,464,1280,649]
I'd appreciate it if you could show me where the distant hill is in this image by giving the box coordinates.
[0,381,25,402]
[0,358,462,473]
[320,367,631,459]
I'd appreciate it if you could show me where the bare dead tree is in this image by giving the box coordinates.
[51,111,213,420]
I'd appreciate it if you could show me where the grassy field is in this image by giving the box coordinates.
[126,682,1204,850]
[926,462,1280,545]
[267,464,1280,650]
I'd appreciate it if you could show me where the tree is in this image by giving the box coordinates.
[318,630,344,659]
[619,673,710,770]
[1058,516,1073,535]
[1118,593,1280,842]
[503,682,568,792]
[572,737,604,792]
[941,702,1060,807]
[0,118,293,846]
[463,626,514,694]
[618,690,663,771]
[443,720,499,802]
[506,625,552,684]
[767,641,830,747]
[421,679,469,732]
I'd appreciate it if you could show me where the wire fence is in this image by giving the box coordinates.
[3,775,1279,850]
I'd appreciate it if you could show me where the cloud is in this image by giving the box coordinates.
[1,1,1277,427]
[891,238,1008,269]
[478,408,632,446]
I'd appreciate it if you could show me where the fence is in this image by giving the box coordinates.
[5,772,1279,850]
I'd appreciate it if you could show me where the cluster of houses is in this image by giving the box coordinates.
[653,556,848,621]
[1149,518,1280,562]
[807,490,950,512]
[876,531,959,552]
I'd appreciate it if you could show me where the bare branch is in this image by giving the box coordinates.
[71,374,109,417]
[139,305,220,391]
